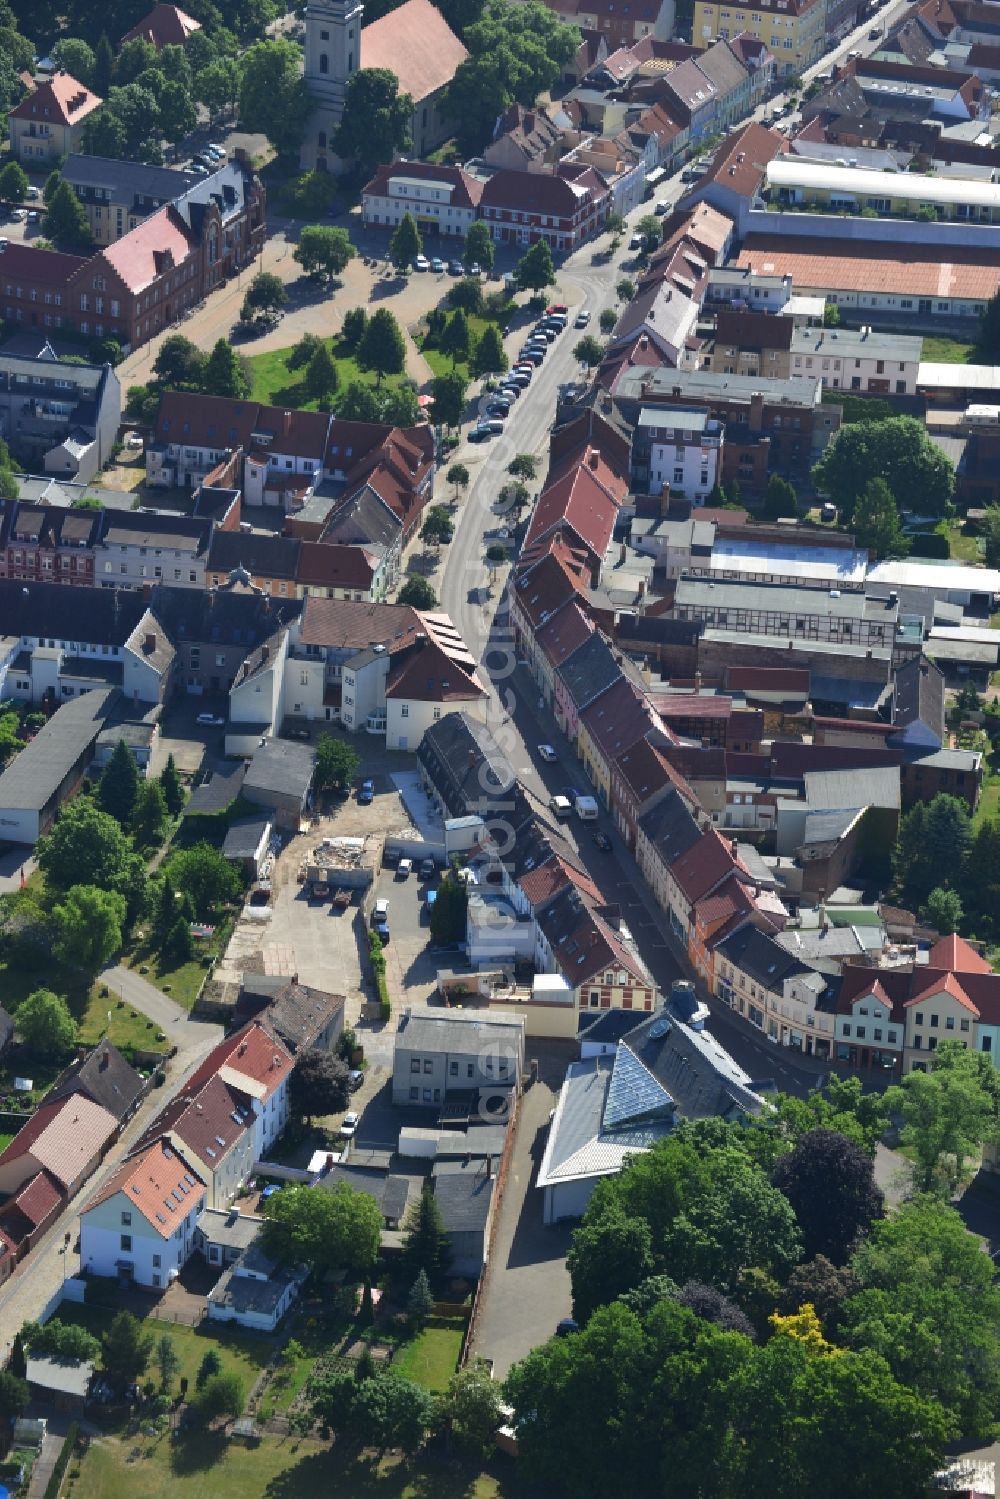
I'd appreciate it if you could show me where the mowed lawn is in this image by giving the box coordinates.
[420,314,500,384]
[921,335,977,364]
[393,1316,466,1392]
[245,336,408,410]
[54,1302,273,1394]
[74,1434,523,1499]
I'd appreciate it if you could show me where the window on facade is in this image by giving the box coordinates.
[423,1059,432,1073]
[153,1254,161,1267]
[121,1211,131,1226]
[930,1014,939,1028]
[410,1057,420,1072]
[120,1234,132,1251]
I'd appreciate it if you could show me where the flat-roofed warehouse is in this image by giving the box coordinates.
[0,687,116,844]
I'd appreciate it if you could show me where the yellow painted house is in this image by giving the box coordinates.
[693,0,824,76]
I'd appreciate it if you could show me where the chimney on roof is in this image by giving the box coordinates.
[589,449,599,469]
[749,391,765,433]
[238,1041,247,1056]
[730,837,739,859]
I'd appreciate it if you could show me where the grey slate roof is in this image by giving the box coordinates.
[433,1158,495,1233]
[396,1008,523,1055]
[0,687,115,812]
[62,153,201,206]
[637,786,701,865]
[197,1208,263,1252]
[222,815,272,861]
[260,982,344,1055]
[624,1009,768,1121]
[893,654,945,741]
[713,924,809,991]
[803,765,900,810]
[244,737,315,800]
[185,761,246,816]
[417,710,515,817]
[48,1039,144,1123]
[557,632,621,712]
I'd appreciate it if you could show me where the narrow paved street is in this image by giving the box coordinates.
[100,964,222,1051]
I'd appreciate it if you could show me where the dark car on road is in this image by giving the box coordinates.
[357,779,375,805]
[593,830,612,852]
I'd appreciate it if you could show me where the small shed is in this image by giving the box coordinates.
[25,1354,94,1412]
[243,738,315,830]
[222,816,273,879]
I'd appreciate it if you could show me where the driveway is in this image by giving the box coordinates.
[470,1060,574,1380]
[100,965,220,1052]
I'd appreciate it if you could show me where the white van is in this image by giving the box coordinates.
[371,898,390,925]
[574,795,599,821]
[549,794,573,820]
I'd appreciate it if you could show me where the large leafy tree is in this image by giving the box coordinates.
[97,739,139,825]
[893,793,970,908]
[314,734,360,790]
[289,1048,351,1123]
[241,270,288,323]
[662,1147,802,1294]
[514,237,555,292]
[304,342,338,405]
[470,323,507,378]
[352,1370,435,1453]
[567,1206,653,1323]
[335,68,413,174]
[439,1361,504,1457]
[0,161,29,202]
[153,334,206,391]
[439,309,471,368]
[463,220,495,273]
[16,988,76,1058]
[238,40,312,156]
[294,225,355,282]
[164,841,240,919]
[389,212,422,270]
[771,1129,883,1265]
[42,180,92,252]
[37,798,147,919]
[203,339,251,399]
[844,1194,1000,1437]
[883,1041,994,1196]
[102,1312,153,1395]
[446,0,581,154]
[430,371,468,429]
[261,1181,381,1275]
[397,576,436,608]
[812,416,954,520]
[53,885,127,973]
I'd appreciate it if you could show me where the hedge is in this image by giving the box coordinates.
[907,531,950,559]
[43,1422,78,1499]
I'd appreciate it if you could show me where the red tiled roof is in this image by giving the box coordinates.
[122,3,202,47]
[904,970,980,1016]
[670,827,741,905]
[298,597,420,650]
[296,541,378,591]
[84,1139,205,1238]
[183,1020,294,1103]
[385,636,484,704]
[519,855,603,910]
[513,537,591,631]
[615,735,692,807]
[99,205,197,294]
[695,120,786,200]
[536,601,594,671]
[0,242,88,286]
[7,1169,63,1226]
[739,236,1000,304]
[160,1074,254,1168]
[9,70,102,127]
[581,676,662,763]
[0,1094,118,1191]
[524,461,622,563]
[361,0,468,105]
[927,933,992,973]
[480,167,606,217]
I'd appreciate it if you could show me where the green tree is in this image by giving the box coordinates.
[771,1128,883,1265]
[430,371,468,429]
[884,1043,994,1195]
[979,503,1000,568]
[407,1267,434,1326]
[448,277,485,315]
[497,480,530,519]
[159,753,185,817]
[203,339,251,399]
[440,1360,503,1457]
[158,78,197,148]
[359,307,406,385]
[573,335,604,368]
[195,1349,222,1390]
[616,277,636,302]
[164,841,240,919]
[567,1205,654,1323]
[446,462,469,501]
[978,285,1000,360]
[420,504,454,547]
[291,167,336,216]
[102,1311,153,1395]
[196,1371,244,1422]
[53,884,126,972]
[514,237,555,293]
[93,32,114,95]
[470,322,507,378]
[894,794,970,907]
[238,39,312,156]
[196,57,240,120]
[599,307,617,334]
[163,914,195,963]
[389,212,422,270]
[812,416,954,520]
[402,1182,450,1287]
[42,170,62,206]
[337,381,381,423]
[241,270,288,323]
[132,779,168,847]
[852,476,908,559]
[446,0,581,155]
[341,306,368,350]
[114,37,157,85]
[16,988,77,1058]
[438,309,471,368]
[763,473,797,519]
[0,1370,27,1426]
[304,341,339,405]
[262,1181,381,1274]
[351,1369,435,1453]
[155,1333,180,1393]
[397,576,437,608]
[506,453,535,482]
[844,1194,1000,1437]
[428,870,467,943]
[97,739,139,826]
[294,224,355,282]
[0,161,29,201]
[42,179,92,251]
[635,213,661,252]
[153,333,206,390]
[287,331,324,372]
[289,1047,351,1123]
[924,885,963,934]
[22,1319,100,1361]
[336,67,413,173]
[463,220,495,273]
[314,734,361,790]
[962,819,1000,937]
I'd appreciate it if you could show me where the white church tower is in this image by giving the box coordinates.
[301,0,364,172]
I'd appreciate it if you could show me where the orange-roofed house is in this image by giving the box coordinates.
[80,1139,206,1288]
[0,1094,118,1198]
[121,3,202,49]
[181,1021,294,1157]
[301,0,469,172]
[8,71,103,165]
